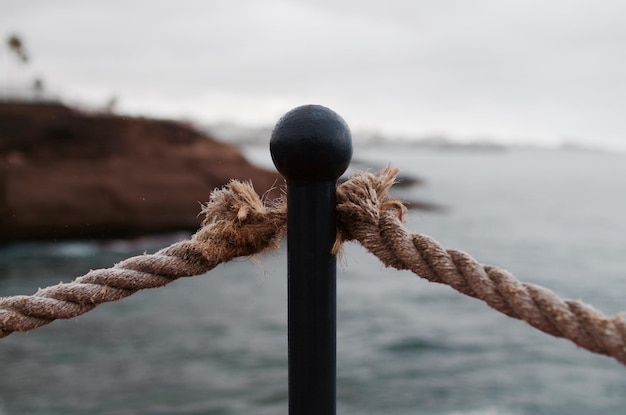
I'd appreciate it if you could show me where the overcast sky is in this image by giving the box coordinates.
[3,0,626,149]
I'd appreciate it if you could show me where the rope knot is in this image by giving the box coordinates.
[195,180,287,261]
[336,166,406,243]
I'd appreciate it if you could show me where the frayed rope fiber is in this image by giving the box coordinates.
[2,167,626,367]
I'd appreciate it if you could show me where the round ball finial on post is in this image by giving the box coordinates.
[270,104,353,182]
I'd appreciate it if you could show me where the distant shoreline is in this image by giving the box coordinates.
[0,101,282,243]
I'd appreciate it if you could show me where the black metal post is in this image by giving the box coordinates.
[270,105,353,415]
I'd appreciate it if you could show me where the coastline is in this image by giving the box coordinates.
[0,102,282,243]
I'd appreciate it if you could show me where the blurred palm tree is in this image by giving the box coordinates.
[7,34,28,63]
[32,77,44,98]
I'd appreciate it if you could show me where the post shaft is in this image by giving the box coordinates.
[287,181,337,415]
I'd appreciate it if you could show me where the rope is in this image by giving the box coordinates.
[2,167,626,367]
[336,167,626,365]
[0,181,287,338]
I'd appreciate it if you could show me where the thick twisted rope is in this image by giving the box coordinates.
[2,168,626,367]
[0,181,287,338]
[336,167,626,365]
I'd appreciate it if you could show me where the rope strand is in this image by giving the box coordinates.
[0,180,286,338]
[337,167,626,365]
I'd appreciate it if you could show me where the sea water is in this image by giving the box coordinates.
[1,146,625,414]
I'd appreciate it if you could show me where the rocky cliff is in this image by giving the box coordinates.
[0,102,282,242]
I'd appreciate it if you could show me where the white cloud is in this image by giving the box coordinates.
[2,0,626,148]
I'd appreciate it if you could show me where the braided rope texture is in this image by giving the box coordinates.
[0,180,287,339]
[2,167,626,367]
[337,167,626,365]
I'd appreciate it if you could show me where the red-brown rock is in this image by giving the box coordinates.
[0,102,282,242]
